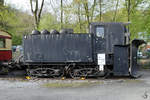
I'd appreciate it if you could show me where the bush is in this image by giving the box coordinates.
[12,35,22,45]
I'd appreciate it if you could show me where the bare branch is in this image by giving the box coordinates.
[99,0,102,21]
[30,0,45,29]
[30,0,34,13]
[83,0,90,29]
[112,0,119,22]
[91,0,97,21]
[38,0,45,21]
[35,0,38,15]
[61,0,63,29]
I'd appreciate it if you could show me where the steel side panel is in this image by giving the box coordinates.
[106,23,125,53]
[130,45,138,76]
[23,34,93,63]
[90,23,125,54]
[113,46,129,76]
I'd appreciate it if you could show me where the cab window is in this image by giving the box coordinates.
[0,38,5,48]
[96,26,104,38]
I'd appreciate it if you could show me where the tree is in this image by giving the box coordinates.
[76,1,82,32]
[71,0,83,32]
[0,0,4,6]
[60,0,63,29]
[30,0,45,29]
[125,0,131,22]
[112,0,119,22]
[82,0,97,30]
[39,13,59,31]
[99,0,102,21]
[123,0,144,39]
[125,0,143,22]
[91,0,97,21]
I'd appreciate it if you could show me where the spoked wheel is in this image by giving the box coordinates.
[69,69,81,79]
[27,67,64,78]
[0,66,9,75]
[26,69,41,78]
[69,66,88,79]
[51,67,64,78]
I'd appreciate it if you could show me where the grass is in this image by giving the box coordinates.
[124,79,142,83]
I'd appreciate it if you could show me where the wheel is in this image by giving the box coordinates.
[0,66,9,75]
[51,67,64,78]
[69,66,87,79]
[69,68,81,79]
[27,67,65,78]
[26,69,38,78]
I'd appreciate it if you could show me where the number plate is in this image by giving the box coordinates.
[97,54,105,65]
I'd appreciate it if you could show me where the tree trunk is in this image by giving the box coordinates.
[77,3,82,32]
[91,0,96,21]
[112,0,119,22]
[125,0,131,30]
[127,0,131,22]
[99,0,102,21]
[60,0,63,29]
[83,0,90,30]
[30,0,45,29]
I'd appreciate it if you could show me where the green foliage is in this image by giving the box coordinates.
[0,5,34,45]
[130,10,145,39]
[141,8,150,42]
[39,13,60,31]
[12,35,22,45]
[0,6,15,30]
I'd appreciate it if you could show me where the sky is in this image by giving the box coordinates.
[5,0,31,12]
[5,0,73,13]
[4,0,64,14]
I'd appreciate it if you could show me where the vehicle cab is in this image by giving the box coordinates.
[0,30,12,62]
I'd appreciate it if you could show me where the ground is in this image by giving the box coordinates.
[0,70,150,100]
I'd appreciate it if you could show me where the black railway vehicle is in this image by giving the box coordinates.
[23,22,145,78]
